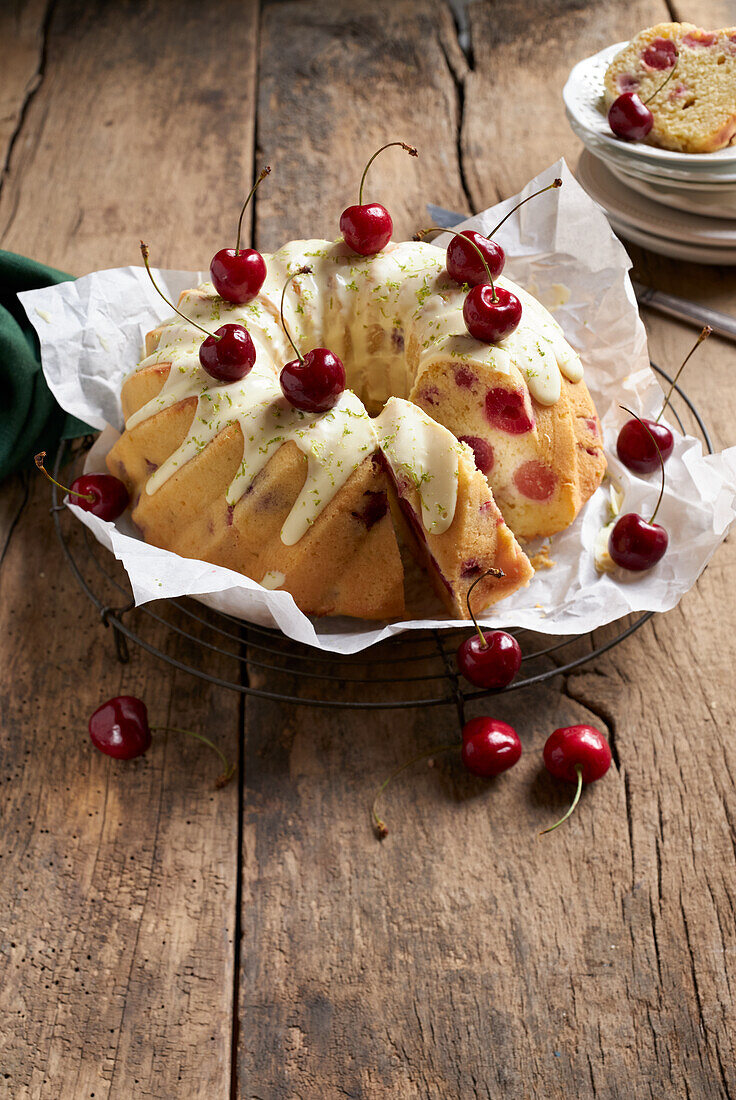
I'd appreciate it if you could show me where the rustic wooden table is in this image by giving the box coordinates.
[1,1,734,1097]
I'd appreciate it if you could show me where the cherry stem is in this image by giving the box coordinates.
[140,242,220,342]
[357,141,418,206]
[465,568,505,647]
[150,726,236,788]
[372,743,456,839]
[414,226,499,302]
[643,52,679,105]
[655,326,711,423]
[539,765,583,835]
[34,451,94,502]
[234,165,271,254]
[279,266,313,365]
[487,178,563,239]
[620,405,666,524]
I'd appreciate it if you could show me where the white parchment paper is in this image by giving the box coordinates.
[19,159,736,653]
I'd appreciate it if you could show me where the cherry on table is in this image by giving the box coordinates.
[461,717,522,778]
[34,452,129,521]
[199,323,256,382]
[340,141,418,256]
[210,166,271,303]
[456,568,521,689]
[88,694,236,785]
[89,695,151,759]
[278,266,345,412]
[541,724,612,834]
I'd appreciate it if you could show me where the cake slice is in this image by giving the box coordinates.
[376,399,533,620]
[604,22,736,153]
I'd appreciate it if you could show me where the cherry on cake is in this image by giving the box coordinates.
[604,22,736,153]
[108,239,606,620]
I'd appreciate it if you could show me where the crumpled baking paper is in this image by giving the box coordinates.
[19,158,736,653]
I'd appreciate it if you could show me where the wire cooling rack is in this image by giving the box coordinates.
[50,362,712,716]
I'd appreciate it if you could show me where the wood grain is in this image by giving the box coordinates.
[1,1,734,1097]
[0,1,257,1095]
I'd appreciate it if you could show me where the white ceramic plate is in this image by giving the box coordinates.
[576,151,736,244]
[564,43,736,170]
[606,163,736,220]
[567,113,736,185]
[607,213,736,264]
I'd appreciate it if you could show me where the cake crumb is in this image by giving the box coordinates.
[529,544,555,571]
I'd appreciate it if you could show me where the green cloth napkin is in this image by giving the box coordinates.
[0,249,91,481]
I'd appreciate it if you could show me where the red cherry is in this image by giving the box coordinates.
[340,141,418,257]
[458,435,494,474]
[463,284,522,343]
[88,695,236,783]
[34,453,129,521]
[446,230,505,285]
[89,695,151,760]
[461,717,522,778]
[608,512,668,571]
[280,348,346,413]
[485,387,534,434]
[209,166,271,303]
[456,568,521,689]
[340,203,393,257]
[211,248,267,304]
[608,92,653,141]
[541,724,612,834]
[617,327,711,473]
[641,37,677,70]
[70,474,129,520]
[616,417,673,473]
[457,630,521,689]
[199,323,256,382]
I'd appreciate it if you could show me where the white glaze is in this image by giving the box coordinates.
[126,239,586,545]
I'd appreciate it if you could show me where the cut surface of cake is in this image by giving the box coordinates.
[108,238,606,620]
[604,22,736,153]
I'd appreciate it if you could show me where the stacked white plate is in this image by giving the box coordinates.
[564,43,736,264]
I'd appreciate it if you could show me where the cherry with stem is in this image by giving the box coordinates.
[540,724,611,834]
[340,141,419,257]
[211,166,271,303]
[456,569,522,690]
[444,179,562,286]
[617,326,711,474]
[415,227,522,343]
[35,451,129,521]
[609,407,669,571]
[88,695,236,787]
[141,242,256,382]
[278,266,346,412]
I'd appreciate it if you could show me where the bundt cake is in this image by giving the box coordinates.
[107,238,605,620]
[604,22,736,153]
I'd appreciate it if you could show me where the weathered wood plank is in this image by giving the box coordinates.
[0,0,49,185]
[0,0,260,274]
[461,0,671,205]
[0,0,259,1094]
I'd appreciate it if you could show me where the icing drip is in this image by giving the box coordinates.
[376,398,460,536]
[126,239,586,543]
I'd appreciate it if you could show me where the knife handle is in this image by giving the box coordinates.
[635,285,736,344]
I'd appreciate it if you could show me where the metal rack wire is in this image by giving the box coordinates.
[50,362,712,717]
